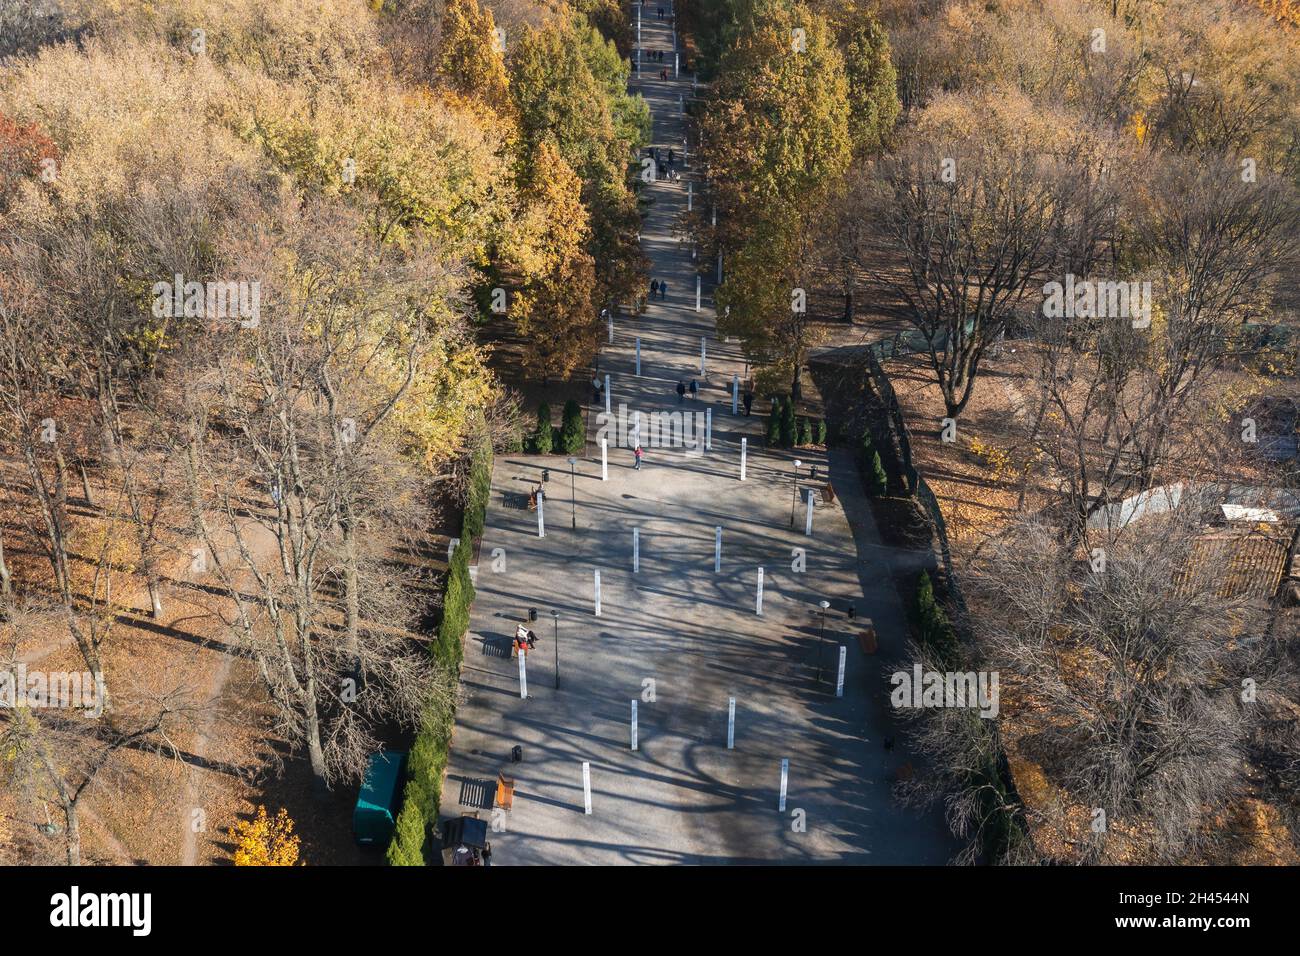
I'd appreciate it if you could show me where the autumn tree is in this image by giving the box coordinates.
[437,0,511,115]
[506,139,600,379]
[702,0,852,392]
[229,805,301,866]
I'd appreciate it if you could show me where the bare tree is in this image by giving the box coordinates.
[921,511,1272,864]
[1026,157,1298,542]
[867,117,1077,420]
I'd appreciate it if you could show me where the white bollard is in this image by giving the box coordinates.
[700,337,706,375]
[706,407,712,451]
[740,437,747,481]
[447,536,460,564]
[604,374,611,416]
[732,374,739,414]
[711,205,716,228]
[631,700,638,751]
[717,252,723,284]
[635,337,641,376]
[727,697,736,749]
[756,566,764,616]
[687,181,693,211]
[836,645,847,698]
[537,489,545,538]
[695,275,701,312]
[594,569,602,617]
[518,650,528,700]
[674,52,679,77]
[805,488,814,536]
[779,758,789,812]
[601,437,608,481]
[582,761,592,815]
[608,310,613,344]
[633,527,640,573]
[714,526,722,573]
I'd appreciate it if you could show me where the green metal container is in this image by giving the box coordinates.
[353,750,406,845]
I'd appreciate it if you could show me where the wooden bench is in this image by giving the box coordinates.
[495,773,515,811]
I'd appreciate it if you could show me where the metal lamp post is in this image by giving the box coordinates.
[789,459,803,528]
[551,610,560,689]
[816,600,830,683]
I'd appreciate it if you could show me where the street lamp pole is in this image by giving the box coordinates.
[816,600,830,683]
[568,457,577,529]
[789,459,803,528]
[551,610,560,689]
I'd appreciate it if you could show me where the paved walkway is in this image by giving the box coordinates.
[440,3,955,864]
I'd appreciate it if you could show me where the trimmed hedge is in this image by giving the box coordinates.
[814,418,827,445]
[386,440,494,865]
[912,570,959,669]
[766,403,781,446]
[435,540,474,673]
[796,416,810,446]
[531,402,553,454]
[779,397,796,447]
[861,429,887,496]
[559,399,585,455]
[461,439,492,541]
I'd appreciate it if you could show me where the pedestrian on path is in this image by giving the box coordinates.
[689,378,698,399]
[650,278,659,299]
[660,279,668,299]
[668,148,675,164]
[676,380,686,403]
[743,389,754,416]
[634,445,644,470]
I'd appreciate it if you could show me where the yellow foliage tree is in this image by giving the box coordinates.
[228,806,302,866]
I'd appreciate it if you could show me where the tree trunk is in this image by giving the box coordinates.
[146,576,163,619]
[303,678,329,799]
[341,506,360,673]
[0,529,11,605]
[78,459,93,506]
[61,798,81,866]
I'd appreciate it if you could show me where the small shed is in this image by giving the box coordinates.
[353,751,407,846]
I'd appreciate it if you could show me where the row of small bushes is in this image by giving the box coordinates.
[911,570,960,674]
[860,429,889,497]
[528,400,585,455]
[386,436,493,866]
[765,396,827,448]
[911,570,1030,860]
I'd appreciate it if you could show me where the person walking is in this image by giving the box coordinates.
[743,388,754,416]
[689,378,698,400]
[676,380,686,403]
[650,278,659,299]
[634,444,644,470]
[668,148,675,164]
[659,279,668,300]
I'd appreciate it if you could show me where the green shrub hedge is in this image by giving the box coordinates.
[559,399,585,455]
[386,439,493,865]
[531,402,553,454]
[912,570,959,669]
[766,402,781,446]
